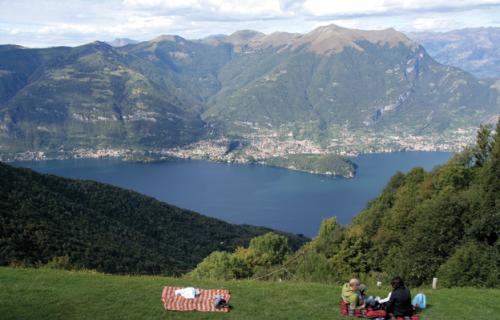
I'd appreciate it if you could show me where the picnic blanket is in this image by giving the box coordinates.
[340,300,419,319]
[340,300,386,318]
[161,286,231,312]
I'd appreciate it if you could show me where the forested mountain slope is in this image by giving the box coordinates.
[189,120,500,287]
[292,119,500,287]
[0,162,307,275]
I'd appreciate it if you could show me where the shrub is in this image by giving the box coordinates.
[43,255,79,270]
[438,242,499,287]
[248,233,291,267]
[187,251,253,280]
[8,259,31,268]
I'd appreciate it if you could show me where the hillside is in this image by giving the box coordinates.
[205,25,498,136]
[409,27,500,79]
[263,153,356,177]
[187,121,500,288]
[1,24,499,162]
[2,267,499,320]
[280,120,500,287]
[0,162,307,275]
[0,42,207,155]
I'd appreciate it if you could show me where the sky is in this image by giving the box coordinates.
[1,0,500,47]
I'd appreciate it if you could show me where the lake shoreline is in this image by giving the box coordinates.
[12,151,454,237]
[3,147,459,178]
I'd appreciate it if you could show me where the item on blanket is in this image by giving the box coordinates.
[213,294,228,309]
[395,315,420,320]
[162,286,231,313]
[412,293,427,310]
[377,292,391,304]
[365,296,381,310]
[174,287,200,299]
[359,284,367,295]
[340,300,387,319]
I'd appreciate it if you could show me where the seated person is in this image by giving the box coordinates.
[358,284,368,307]
[386,276,414,319]
[341,278,364,309]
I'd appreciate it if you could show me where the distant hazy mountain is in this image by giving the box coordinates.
[106,38,139,47]
[409,28,500,79]
[0,25,499,158]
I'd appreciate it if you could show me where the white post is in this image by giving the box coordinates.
[376,281,382,287]
[432,277,438,289]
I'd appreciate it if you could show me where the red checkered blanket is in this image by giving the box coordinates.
[340,300,419,319]
[161,286,231,312]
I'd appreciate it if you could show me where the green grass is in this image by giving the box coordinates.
[1,267,499,319]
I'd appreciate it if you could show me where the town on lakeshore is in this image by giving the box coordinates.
[1,124,476,177]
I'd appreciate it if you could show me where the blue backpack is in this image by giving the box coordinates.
[412,293,427,309]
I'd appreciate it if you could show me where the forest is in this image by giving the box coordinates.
[0,163,307,275]
[190,119,500,287]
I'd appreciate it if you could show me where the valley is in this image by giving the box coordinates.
[1,25,498,177]
[2,3,500,319]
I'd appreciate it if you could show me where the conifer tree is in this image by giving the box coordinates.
[474,124,492,167]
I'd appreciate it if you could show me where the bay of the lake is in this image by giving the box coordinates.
[13,151,453,237]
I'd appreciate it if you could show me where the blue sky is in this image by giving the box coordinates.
[1,0,500,47]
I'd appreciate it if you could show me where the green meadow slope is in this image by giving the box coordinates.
[1,267,499,320]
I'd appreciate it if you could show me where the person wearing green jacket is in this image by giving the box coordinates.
[341,278,363,308]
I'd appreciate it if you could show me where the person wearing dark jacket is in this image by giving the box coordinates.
[386,276,413,319]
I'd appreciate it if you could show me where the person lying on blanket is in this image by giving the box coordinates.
[386,276,414,320]
[341,278,365,309]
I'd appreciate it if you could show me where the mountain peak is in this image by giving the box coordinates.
[229,29,265,38]
[310,23,344,31]
[151,34,185,43]
[295,25,416,54]
[200,25,416,54]
[0,44,27,51]
[226,30,265,44]
[77,41,113,52]
[107,38,138,47]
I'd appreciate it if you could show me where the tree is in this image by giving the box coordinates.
[248,233,291,266]
[310,217,344,258]
[383,191,467,286]
[438,241,499,287]
[473,123,492,167]
[187,251,253,280]
[470,118,500,245]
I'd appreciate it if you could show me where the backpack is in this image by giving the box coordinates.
[412,293,427,309]
[213,294,228,309]
[365,296,382,310]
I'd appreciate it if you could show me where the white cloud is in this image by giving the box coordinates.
[38,24,98,35]
[411,18,458,31]
[301,0,500,17]
[1,0,500,47]
[122,0,289,19]
[120,0,500,18]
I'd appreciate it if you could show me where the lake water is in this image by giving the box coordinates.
[13,152,453,237]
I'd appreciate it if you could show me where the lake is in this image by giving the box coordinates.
[13,152,453,237]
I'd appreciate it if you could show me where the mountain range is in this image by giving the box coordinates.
[1,24,499,161]
[409,27,500,79]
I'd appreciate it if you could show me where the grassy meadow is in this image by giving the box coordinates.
[1,267,498,319]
